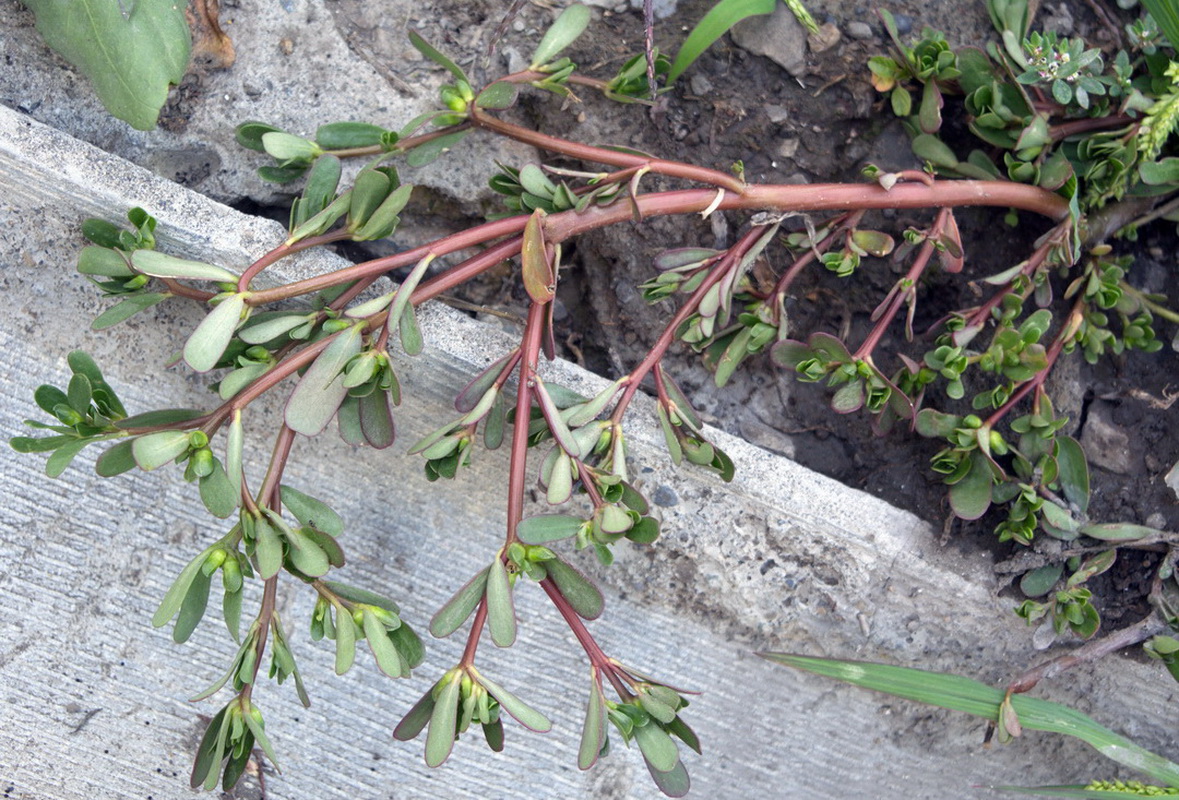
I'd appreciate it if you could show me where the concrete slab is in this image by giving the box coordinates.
[2,103,1177,800]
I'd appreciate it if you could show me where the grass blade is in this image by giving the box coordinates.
[762,653,1179,787]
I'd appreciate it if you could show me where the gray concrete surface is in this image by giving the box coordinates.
[4,93,1179,800]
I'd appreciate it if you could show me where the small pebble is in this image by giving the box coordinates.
[776,138,800,159]
[892,13,913,34]
[847,21,873,39]
[689,74,714,95]
[764,104,790,124]
[653,485,679,507]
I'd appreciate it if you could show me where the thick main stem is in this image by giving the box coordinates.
[505,302,548,544]
[246,181,1070,308]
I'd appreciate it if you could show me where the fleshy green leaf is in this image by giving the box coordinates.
[285,325,364,435]
[22,0,191,130]
[425,674,462,766]
[199,458,238,518]
[949,449,992,520]
[530,4,591,68]
[646,757,691,797]
[131,430,190,471]
[92,293,170,330]
[1056,436,1090,514]
[363,609,407,679]
[173,568,212,643]
[545,557,604,620]
[185,294,245,372]
[405,129,471,167]
[407,30,467,81]
[430,567,490,638]
[190,705,230,789]
[578,681,607,769]
[132,250,238,283]
[393,688,435,741]
[77,246,133,277]
[95,438,136,476]
[335,610,357,675]
[153,545,217,628]
[45,438,93,478]
[472,671,552,732]
[316,122,388,150]
[634,718,680,773]
[475,82,519,109]
[1020,565,1063,597]
[252,515,283,580]
[486,557,517,648]
[1079,523,1161,542]
[517,514,584,544]
[280,485,344,537]
[321,581,400,615]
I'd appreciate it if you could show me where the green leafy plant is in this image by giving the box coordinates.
[20,0,192,130]
[12,1,1179,795]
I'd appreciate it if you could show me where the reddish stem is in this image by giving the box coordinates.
[983,298,1084,430]
[538,577,626,695]
[506,302,548,544]
[769,211,861,299]
[460,600,489,667]
[469,106,746,193]
[245,181,1069,308]
[853,209,947,360]
[610,226,764,424]
[237,229,353,292]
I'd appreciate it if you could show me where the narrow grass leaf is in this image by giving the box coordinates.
[761,653,1179,786]
[668,0,776,84]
